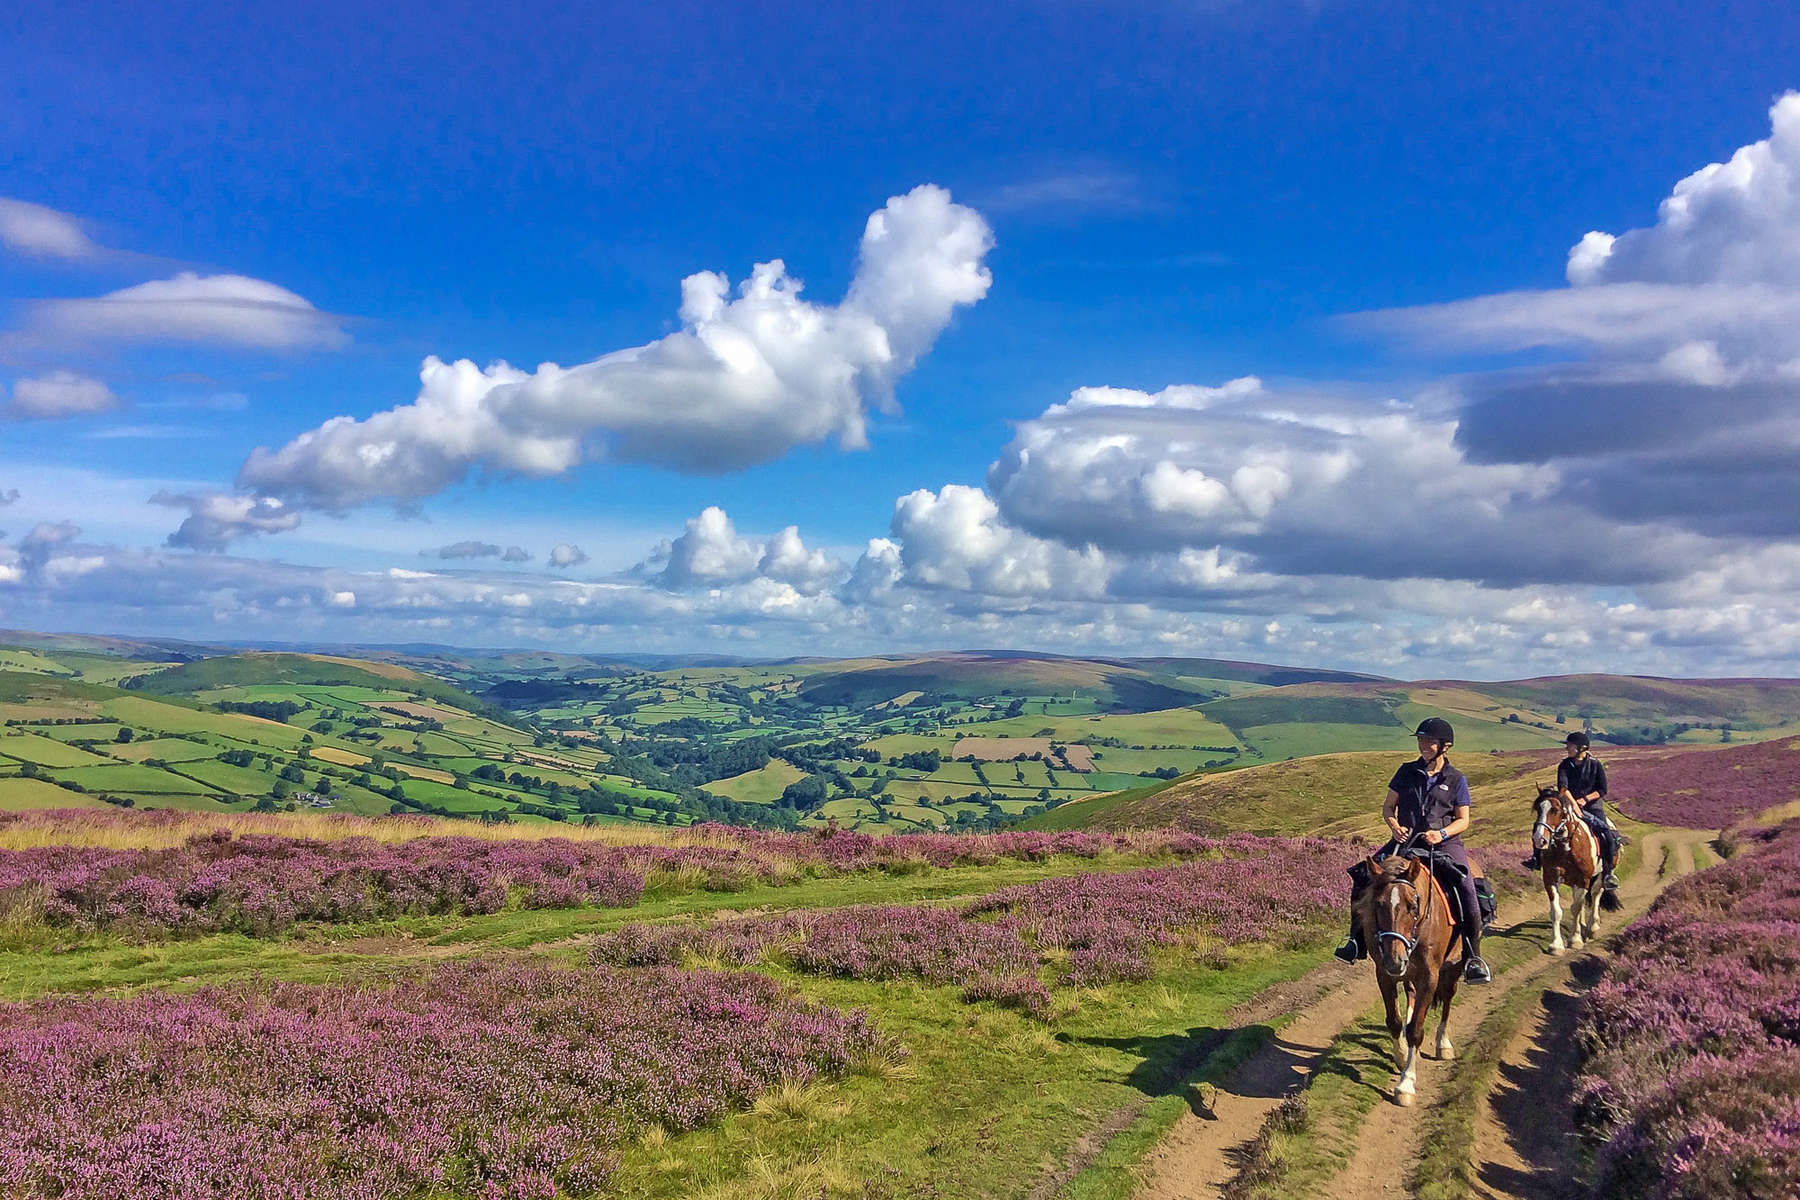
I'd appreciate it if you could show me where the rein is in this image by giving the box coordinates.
[1375,839,1437,960]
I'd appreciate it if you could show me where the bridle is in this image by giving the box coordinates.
[1373,846,1435,974]
[1535,789,1577,853]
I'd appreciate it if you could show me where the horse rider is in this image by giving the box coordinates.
[1524,731,1619,888]
[1335,717,1492,984]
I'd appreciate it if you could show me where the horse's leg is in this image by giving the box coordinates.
[1545,873,1565,954]
[1569,885,1588,949]
[1380,974,1405,1070]
[1435,968,1458,1061]
[1583,877,1603,940]
[1396,967,1432,1106]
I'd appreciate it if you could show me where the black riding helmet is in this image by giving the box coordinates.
[1413,717,1455,746]
[1565,731,1591,749]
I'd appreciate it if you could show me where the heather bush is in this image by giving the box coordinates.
[0,959,887,1200]
[1575,819,1800,1199]
[1610,737,1800,829]
[593,834,1347,1015]
[0,810,1235,939]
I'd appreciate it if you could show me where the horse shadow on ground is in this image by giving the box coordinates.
[1060,1019,1393,1118]
[1059,1026,1270,1117]
[1475,956,1608,1200]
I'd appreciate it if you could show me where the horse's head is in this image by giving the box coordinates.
[1369,855,1430,979]
[1534,785,1577,848]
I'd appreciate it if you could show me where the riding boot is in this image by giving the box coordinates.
[1461,930,1492,983]
[1333,911,1364,963]
[1522,849,1542,870]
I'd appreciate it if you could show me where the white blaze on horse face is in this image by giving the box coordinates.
[1382,889,1409,973]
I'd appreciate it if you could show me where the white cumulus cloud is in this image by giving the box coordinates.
[643,506,844,595]
[548,543,590,568]
[235,185,993,511]
[152,490,303,552]
[1567,92,1800,287]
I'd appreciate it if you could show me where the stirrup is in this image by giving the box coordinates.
[1333,937,1363,963]
[1603,871,1620,889]
[1463,955,1492,983]
[1522,852,1541,869]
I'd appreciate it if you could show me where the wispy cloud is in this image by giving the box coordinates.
[985,168,1157,216]
[0,197,101,260]
[5,370,118,419]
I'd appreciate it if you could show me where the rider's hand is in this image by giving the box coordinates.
[1422,829,1444,845]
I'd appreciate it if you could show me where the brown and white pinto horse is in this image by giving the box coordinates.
[1360,850,1461,1106]
[1532,785,1604,954]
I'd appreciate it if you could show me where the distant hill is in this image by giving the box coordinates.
[791,651,1380,712]
[1105,655,1390,687]
[796,654,1214,711]
[1016,747,1562,847]
[1455,675,1800,732]
[120,652,513,725]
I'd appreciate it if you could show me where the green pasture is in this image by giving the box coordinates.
[0,648,68,675]
[32,722,127,743]
[702,758,807,805]
[0,777,110,809]
[109,737,220,763]
[98,697,311,749]
[175,759,285,797]
[50,763,215,795]
[0,732,117,769]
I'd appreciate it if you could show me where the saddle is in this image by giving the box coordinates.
[1348,845,1497,930]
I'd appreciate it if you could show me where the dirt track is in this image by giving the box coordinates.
[1132,829,1708,1200]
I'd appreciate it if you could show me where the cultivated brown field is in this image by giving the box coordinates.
[953,736,1096,771]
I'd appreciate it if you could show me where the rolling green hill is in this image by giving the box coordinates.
[121,652,512,725]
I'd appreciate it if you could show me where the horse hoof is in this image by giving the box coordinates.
[1437,1046,1455,1062]
[1547,944,1564,956]
[1395,1089,1416,1107]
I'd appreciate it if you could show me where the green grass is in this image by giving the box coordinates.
[702,758,807,805]
[0,777,111,809]
[32,723,127,743]
[174,759,285,796]
[109,737,221,763]
[50,763,216,795]
[0,731,121,768]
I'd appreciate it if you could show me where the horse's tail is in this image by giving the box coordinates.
[1600,888,1622,912]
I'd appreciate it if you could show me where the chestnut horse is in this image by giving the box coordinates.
[1360,849,1461,1106]
[1532,785,1605,954]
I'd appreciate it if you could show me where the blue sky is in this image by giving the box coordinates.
[4,0,1800,676]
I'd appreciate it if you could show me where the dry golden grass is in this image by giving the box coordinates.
[308,746,371,767]
[0,807,742,852]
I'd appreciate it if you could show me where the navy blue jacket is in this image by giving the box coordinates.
[1388,759,1472,839]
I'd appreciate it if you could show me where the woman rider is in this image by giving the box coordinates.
[1334,717,1492,984]
[1525,731,1619,888]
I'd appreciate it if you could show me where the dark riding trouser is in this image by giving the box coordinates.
[1581,801,1620,871]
